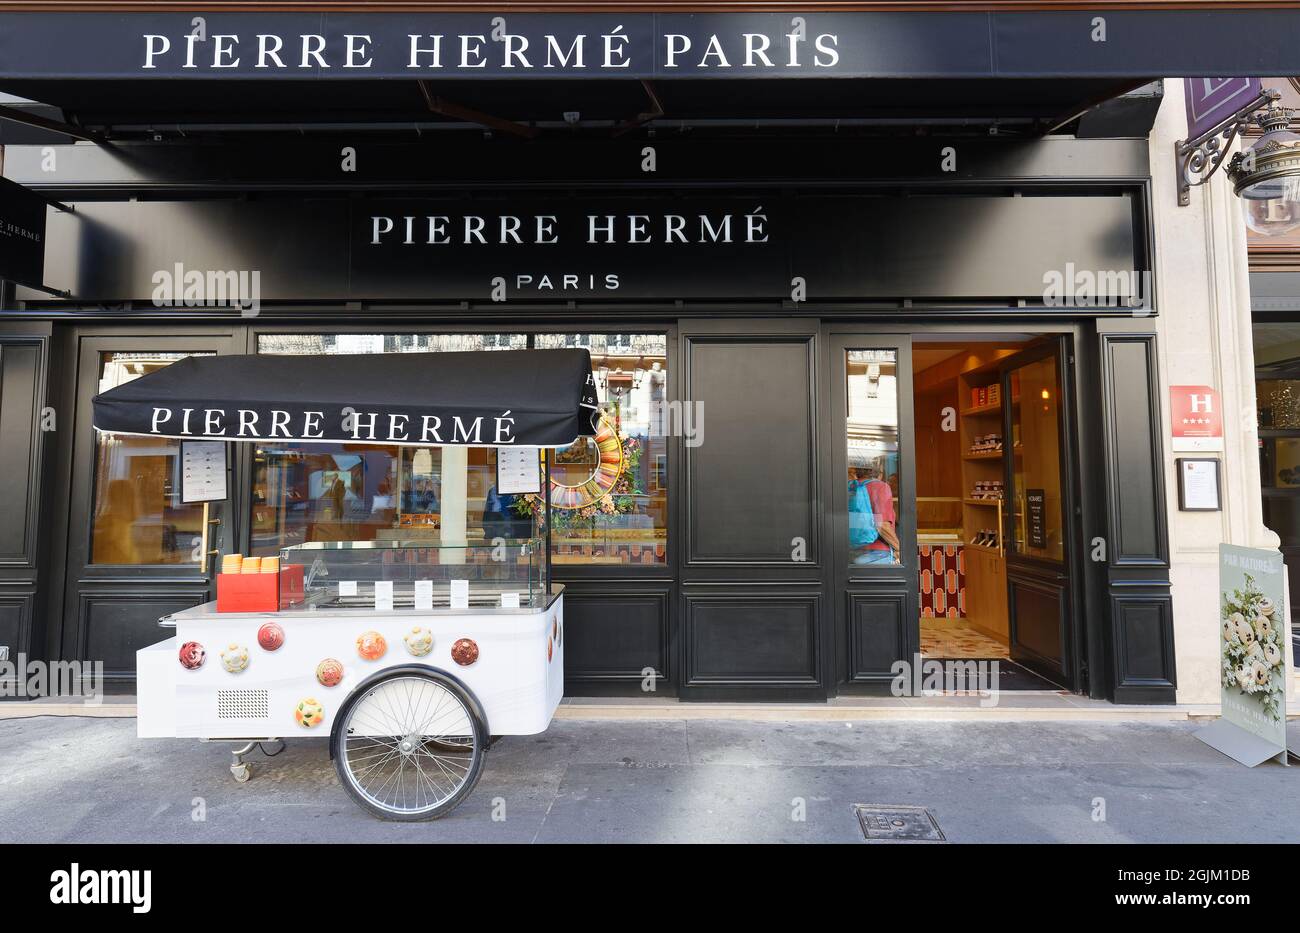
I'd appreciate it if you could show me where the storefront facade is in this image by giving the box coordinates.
[0,6,1292,708]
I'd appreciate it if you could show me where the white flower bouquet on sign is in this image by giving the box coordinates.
[1220,574,1287,722]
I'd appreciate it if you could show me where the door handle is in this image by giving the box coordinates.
[199,502,223,574]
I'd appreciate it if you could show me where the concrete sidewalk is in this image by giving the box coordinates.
[0,715,1295,843]
[0,690,1231,721]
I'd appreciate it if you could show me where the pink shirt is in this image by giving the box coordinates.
[865,480,896,550]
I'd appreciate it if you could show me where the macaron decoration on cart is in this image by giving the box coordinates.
[92,349,599,821]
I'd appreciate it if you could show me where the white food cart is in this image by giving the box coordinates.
[92,349,598,821]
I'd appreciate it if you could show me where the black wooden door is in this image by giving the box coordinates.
[1000,338,1076,688]
[827,333,916,689]
[60,330,240,684]
[675,319,828,701]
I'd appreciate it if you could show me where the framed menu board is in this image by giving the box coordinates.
[1176,458,1221,512]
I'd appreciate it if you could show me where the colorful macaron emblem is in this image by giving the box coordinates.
[257,622,285,651]
[356,631,387,661]
[403,626,433,657]
[295,698,325,729]
[451,638,479,666]
[316,658,344,688]
[220,643,250,674]
[178,641,206,670]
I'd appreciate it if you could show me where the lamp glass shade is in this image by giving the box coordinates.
[1241,175,1300,237]
[1238,121,1300,237]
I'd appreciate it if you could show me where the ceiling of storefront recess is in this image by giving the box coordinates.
[0,76,1149,141]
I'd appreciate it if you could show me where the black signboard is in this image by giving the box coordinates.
[350,194,1136,302]
[18,191,1142,305]
[0,11,1298,80]
[1026,488,1046,550]
[0,177,46,289]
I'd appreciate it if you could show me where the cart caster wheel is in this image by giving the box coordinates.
[231,763,251,784]
[332,667,487,821]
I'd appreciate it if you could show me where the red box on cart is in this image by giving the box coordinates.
[216,565,305,613]
[279,564,305,609]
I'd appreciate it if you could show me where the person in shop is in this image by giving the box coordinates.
[862,467,900,563]
[403,477,440,514]
[481,483,517,540]
[849,467,900,565]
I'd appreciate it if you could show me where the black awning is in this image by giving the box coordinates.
[92,349,599,447]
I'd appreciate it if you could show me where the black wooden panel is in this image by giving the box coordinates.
[1009,577,1065,669]
[683,593,819,686]
[562,590,669,687]
[846,591,908,683]
[0,593,30,658]
[0,342,39,564]
[79,591,205,679]
[1111,593,1177,703]
[1101,336,1167,565]
[686,338,816,564]
[1097,332,1175,703]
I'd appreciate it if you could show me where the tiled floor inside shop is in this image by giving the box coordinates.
[919,617,1009,659]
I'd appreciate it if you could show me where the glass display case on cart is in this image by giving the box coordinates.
[278,538,546,611]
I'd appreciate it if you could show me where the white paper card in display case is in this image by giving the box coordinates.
[338,580,358,597]
[450,579,470,609]
[374,580,394,611]
[501,592,521,609]
[414,579,433,611]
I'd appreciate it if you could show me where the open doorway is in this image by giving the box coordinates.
[912,335,1077,691]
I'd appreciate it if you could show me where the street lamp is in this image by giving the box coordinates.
[1176,87,1300,237]
[1228,98,1300,236]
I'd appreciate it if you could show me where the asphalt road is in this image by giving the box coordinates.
[0,715,1295,843]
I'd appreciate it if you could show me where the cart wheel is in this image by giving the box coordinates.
[426,734,501,753]
[331,669,487,821]
[231,763,251,784]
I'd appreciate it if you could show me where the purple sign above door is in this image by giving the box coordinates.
[1184,77,1263,139]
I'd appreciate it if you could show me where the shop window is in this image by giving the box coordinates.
[1007,355,1064,562]
[250,334,528,555]
[91,352,214,564]
[845,350,901,565]
[1255,326,1300,624]
[534,334,668,566]
[257,333,527,355]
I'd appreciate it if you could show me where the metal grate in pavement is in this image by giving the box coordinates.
[853,805,946,842]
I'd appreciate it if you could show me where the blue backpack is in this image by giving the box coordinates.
[848,480,879,547]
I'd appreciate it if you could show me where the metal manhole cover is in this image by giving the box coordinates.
[853,805,946,842]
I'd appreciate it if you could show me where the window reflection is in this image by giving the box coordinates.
[251,334,530,555]
[250,444,531,554]
[1008,356,1064,561]
[535,334,668,565]
[252,332,667,565]
[846,350,901,565]
[91,352,213,565]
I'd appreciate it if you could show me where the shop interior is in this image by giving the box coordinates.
[911,334,1068,688]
